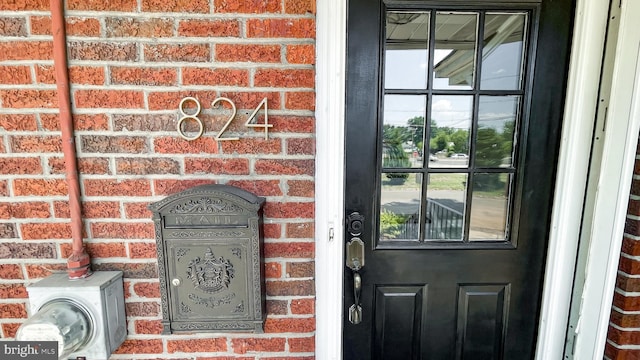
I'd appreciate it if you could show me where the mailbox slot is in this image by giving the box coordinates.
[149,184,266,334]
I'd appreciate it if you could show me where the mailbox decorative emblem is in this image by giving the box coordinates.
[149,184,266,334]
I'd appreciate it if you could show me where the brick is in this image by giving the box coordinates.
[0,223,17,238]
[263,224,282,239]
[67,0,137,11]
[81,135,148,153]
[34,64,55,83]
[0,0,48,11]
[65,17,101,36]
[288,138,315,155]
[265,262,282,278]
[106,17,174,38]
[288,336,314,352]
[114,339,163,354]
[267,300,288,315]
[610,309,640,328]
[0,264,24,279]
[75,113,110,130]
[93,262,157,278]
[116,158,180,175]
[285,0,315,14]
[25,263,66,278]
[286,92,315,110]
[124,202,152,219]
[21,223,72,240]
[0,66,31,84]
[9,202,50,218]
[0,158,41,174]
[133,281,160,297]
[247,19,315,38]
[75,89,144,109]
[0,303,27,319]
[226,180,283,196]
[221,139,281,155]
[69,66,106,85]
[255,69,315,88]
[144,43,210,62]
[183,68,249,86]
[287,180,314,197]
[110,66,177,86]
[214,0,280,13]
[216,44,281,63]
[178,19,240,37]
[129,242,157,259]
[2,323,21,338]
[0,284,27,299]
[613,291,640,312]
[29,16,51,35]
[0,41,52,60]
[231,338,286,354]
[619,256,640,275]
[0,242,56,259]
[185,158,249,175]
[607,325,640,346]
[286,222,314,238]
[142,0,210,13]
[264,318,315,333]
[14,179,67,196]
[269,116,314,133]
[255,159,314,176]
[91,222,154,239]
[621,236,640,257]
[154,179,214,196]
[617,272,640,292]
[628,198,640,217]
[68,41,138,61]
[0,203,9,219]
[49,157,111,175]
[266,280,314,296]
[167,338,227,353]
[125,301,161,317]
[134,319,164,334]
[11,136,61,153]
[84,179,151,196]
[0,114,37,131]
[153,136,219,154]
[54,201,121,219]
[61,242,126,258]
[286,44,315,64]
[290,298,314,314]
[1,90,57,108]
[265,242,314,258]
[114,114,176,132]
[0,181,7,197]
[286,261,314,278]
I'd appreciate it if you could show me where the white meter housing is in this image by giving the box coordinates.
[17,271,126,360]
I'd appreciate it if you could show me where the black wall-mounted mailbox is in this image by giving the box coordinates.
[149,184,266,334]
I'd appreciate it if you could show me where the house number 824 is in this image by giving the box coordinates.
[177,96,272,141]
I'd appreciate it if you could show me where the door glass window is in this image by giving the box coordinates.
[379,10,528,245]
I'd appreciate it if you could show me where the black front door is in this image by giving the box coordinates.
[343,0,575,358]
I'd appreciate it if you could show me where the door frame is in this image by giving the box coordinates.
[314,0,628,359]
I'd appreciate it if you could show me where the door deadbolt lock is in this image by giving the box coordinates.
[347,212,365,236]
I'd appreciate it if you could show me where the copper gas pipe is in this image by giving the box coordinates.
[50,0,91,278]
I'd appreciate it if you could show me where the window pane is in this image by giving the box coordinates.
[469,173,511,240]
[380,174,422,241]
[433,12,478,90]
[429,95,472,168]
[481,13,526,90]
[425,173,467,241]
[384,95,426,169]
[385,11,430,89]
[476,96,519,168]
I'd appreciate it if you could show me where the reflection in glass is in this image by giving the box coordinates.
[384,95,426,169]
[481,13,527,90]
[469,173,511,240]
[429,95,472,168]
[380,174,422,241]
[385,12,430,89]
[433,12,478,90]
[425,173,467,241]
[477,96,520,167]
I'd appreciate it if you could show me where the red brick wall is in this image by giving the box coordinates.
[606,142,640,359]
[0,0,316,358]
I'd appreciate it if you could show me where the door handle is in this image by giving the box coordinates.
[346,236,364,324]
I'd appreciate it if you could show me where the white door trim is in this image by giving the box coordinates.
[314,0,611,358]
